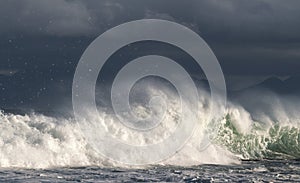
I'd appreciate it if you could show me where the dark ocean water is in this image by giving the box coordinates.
[1,160,299,182]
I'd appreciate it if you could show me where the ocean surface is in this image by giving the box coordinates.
[0,160,299,182]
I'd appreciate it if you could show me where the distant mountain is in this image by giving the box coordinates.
[233,75,300,95]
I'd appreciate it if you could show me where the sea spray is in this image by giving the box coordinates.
[0,81,234,168]
[1,83,300,168]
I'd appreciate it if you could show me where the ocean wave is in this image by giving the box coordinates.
[1,82,300,168]
[215,112,300,160]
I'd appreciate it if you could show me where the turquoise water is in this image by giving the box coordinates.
[215,114,300,160]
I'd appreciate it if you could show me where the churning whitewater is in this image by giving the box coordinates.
[0,83,300,169]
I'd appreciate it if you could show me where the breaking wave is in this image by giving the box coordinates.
[215,111,300,160]
[0,82,300,168]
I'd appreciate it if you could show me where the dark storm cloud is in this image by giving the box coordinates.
[1,0,300,110]
[1,0,300,75]
[1,0,300,39]
[194,0,300,42]
[1,0,300,65]
[0,0,125,36]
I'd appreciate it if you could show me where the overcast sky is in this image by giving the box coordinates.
[1,0,300,110]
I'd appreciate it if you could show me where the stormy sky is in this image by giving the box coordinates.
[1,0,300,111]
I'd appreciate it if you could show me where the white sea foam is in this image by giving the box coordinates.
[1,82,300,168]
[0,80,239,168]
